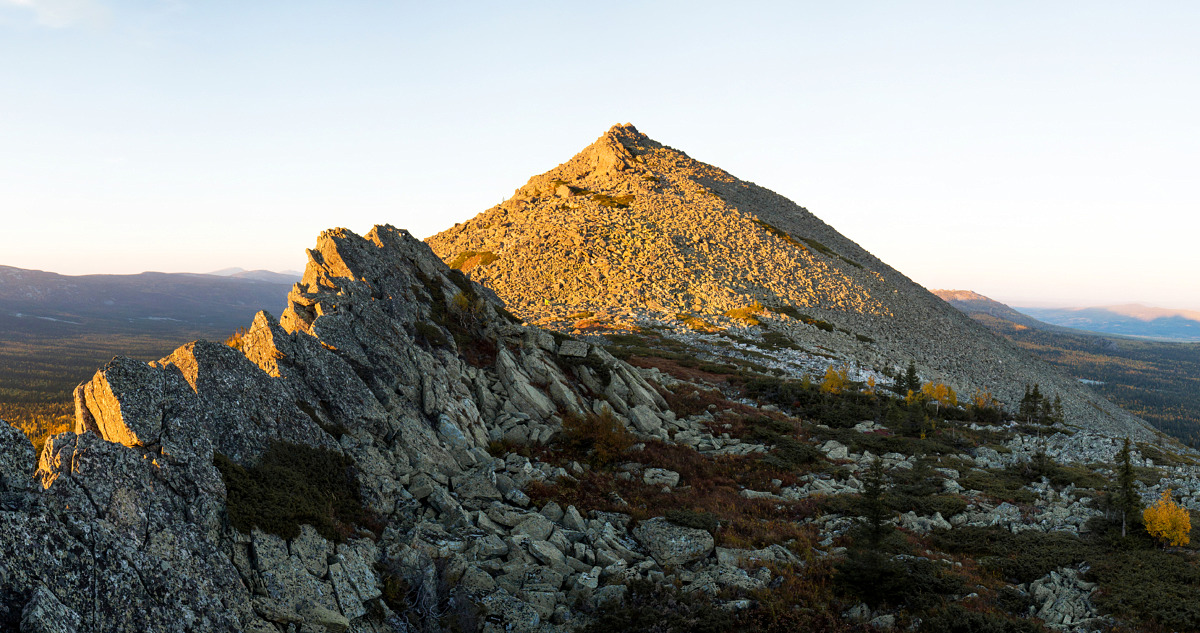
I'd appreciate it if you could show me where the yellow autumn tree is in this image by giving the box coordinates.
[1144,489,1191,547]
[920,381,957,414]
[820,365,850,394]
[971,389,997,410]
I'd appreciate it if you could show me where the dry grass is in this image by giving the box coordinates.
[723,302,766,326]
[674,312,718,332]
[447,251,498,271]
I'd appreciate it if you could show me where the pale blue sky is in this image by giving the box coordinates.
[2,1,1197,310]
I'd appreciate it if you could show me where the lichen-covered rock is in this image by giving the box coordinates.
[632,517,714,567]
[20,587,81,633]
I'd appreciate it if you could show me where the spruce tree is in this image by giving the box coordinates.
[902,361,921,396]
[836,458,899,606]
[1115,437,1141,538]
[1018,385,1036,423]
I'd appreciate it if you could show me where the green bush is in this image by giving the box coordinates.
[761,437,823,471]
[918,604,1045,633]
[957,469,1036,504]
[931,526,1090,584]
[579,579,735,633]
[558,409,635,468]
[446,250,498,271]
[1087,549,1200,630]
[214,441,372,541]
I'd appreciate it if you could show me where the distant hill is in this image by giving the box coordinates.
[933,289,1055,331]
[1017,304,1200,341]
[0,265,294,337]
[207,267,303,284]
[935,289,1200,446]
[0,265,293,404]
[428,123,1150,439]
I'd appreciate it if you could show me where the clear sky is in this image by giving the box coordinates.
[2,1,1197,310]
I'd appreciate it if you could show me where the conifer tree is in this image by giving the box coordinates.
[1018,385,1037,423]
[1144,489,1191,547]
[893,361,920,396]
[835,458,899,606]
[1114,437,1141,538]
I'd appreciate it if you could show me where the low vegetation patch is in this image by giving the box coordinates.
[674,312,718,332]
[591,193,636,208]
[411,269,498,367]
[214,441,376,541]
[724,302,765,326]
[578,579,735,633]
[446,250,498,271]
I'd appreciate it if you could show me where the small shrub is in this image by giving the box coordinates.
[657,384,730,418]
[765,305,802,319]
[578,579,736,633]
[761,437,822,471]
[931,526,1090,584]
[919,604,1045,633]
[759,331,799,350]
[591,193,636,208]
[674,312,717,332]
[796,313,835,332]
[819,365,851,395]
[1087,548,1200,629]
[724,302,765,326]
[559,409,635,468]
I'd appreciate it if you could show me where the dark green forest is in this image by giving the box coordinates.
[971,313,1200,447]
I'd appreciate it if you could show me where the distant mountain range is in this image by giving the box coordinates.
[0,264,297,405]
[1015,304,1200,342]
[0,265,296,336]
[207,267,303,284]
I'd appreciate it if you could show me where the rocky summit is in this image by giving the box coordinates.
[427,124,1149,439]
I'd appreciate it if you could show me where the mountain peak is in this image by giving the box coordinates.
[428,125,1150,437]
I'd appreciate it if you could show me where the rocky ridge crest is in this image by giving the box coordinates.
[1,225,678,632]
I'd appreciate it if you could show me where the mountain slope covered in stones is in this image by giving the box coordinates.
[6,225,1200,632]
[427,125,1149,439]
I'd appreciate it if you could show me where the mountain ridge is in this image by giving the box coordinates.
[1017,304,1200,341]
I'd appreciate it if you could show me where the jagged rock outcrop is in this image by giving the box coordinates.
[0,225,677,633]
[427,124,1152,439]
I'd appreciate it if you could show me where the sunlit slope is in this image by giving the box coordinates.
[428,124,1152,438]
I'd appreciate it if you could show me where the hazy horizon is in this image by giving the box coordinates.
[2,1,1197,311]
